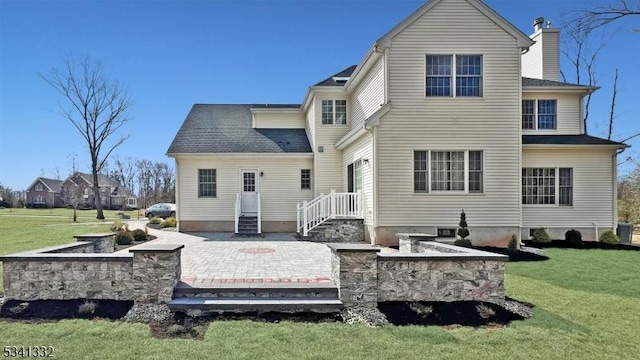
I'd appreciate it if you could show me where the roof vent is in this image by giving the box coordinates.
[533,17,545,31]
[332,76,349,83]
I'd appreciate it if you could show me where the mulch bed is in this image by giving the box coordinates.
[471,246,549,262]
[378,299,531,327]
[0,299,133,320]
[114,235,157,252]
[523,240,640,251]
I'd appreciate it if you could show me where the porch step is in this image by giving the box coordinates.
[170,282,342,315]
[237,216,258,235]
[169,297,343,315]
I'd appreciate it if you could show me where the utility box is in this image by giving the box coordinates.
[617,223,634,244]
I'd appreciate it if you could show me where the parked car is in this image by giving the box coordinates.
[145,203,176,219]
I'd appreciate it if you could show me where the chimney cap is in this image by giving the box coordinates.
[533,17,545,26]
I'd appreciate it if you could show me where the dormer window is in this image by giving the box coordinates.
[522,99,557,129]
[321,100,347,125]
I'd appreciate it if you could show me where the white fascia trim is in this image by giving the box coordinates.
[344,45,383,91]
[364,102,391,127]
[522,144,625,150]
[376,0,533,49]
[523,86,598,94]
[250,108,302,114]
[335,103,391,150]
[301,86,347,113]
[335,126,368,151]
[167,153,314,159]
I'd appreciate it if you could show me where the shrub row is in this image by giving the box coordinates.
[530,228,620,245]
[113,226,148,246]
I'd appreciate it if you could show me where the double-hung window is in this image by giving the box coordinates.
[414,150,483,193]
[522,99,557,129]
[522,167,572,205]
[321,100,347,125]
[198,169,217,197]
[426,55,483,97]
[301,169,311,190]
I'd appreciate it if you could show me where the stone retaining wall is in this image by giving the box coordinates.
[1,241,184,304]
[307,219,364,243]
[328,241,508,305]
[74,233,115,253]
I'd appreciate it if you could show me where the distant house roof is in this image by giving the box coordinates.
[314,65,358,87]
[167,104,313,154]
[75,172,121,188]
[522,77,595,89]
[523,134,627,147]
[28,177,64,192]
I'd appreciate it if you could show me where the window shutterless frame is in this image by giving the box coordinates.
[426,54,483,98]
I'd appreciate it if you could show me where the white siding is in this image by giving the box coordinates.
[378,0,522,228]
[522,148,615,228]
[350,57,385,130]
[313,93,350,195]
[342,133,374,225]
[522,92,582,135]
[521,29,560,81]
[176,156,313,222]
[253,111,305,129]
[306,100,316,150]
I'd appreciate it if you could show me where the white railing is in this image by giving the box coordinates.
[234,193,241,234]
[297,190,362,236]
[256,193,262,234]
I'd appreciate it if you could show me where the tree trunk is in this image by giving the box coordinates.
[92,164,105,220]
[73,206,77,222]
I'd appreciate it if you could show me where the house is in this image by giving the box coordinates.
[168,0,627,245]
[25,177,64,208]
[61,172,138,210]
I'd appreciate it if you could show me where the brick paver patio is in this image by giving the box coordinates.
[123,222,333,286]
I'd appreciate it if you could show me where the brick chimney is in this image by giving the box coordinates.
[521,17,560,81]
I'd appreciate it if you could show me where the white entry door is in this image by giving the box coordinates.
[240,169,258,214]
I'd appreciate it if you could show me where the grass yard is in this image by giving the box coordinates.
[1,213,639,359]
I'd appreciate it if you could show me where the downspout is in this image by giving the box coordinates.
[613,146,628,237]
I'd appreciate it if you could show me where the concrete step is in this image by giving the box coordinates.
[173,282,338,299]
[169,297,343,315]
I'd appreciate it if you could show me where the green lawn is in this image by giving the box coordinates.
[1,213,639,359]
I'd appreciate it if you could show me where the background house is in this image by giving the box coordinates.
[25,177,64,208]
[61,172,137,210]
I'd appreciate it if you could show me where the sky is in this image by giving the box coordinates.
[1,0,638,190]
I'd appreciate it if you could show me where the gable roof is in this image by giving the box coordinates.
[523,134,627,148]
[313,65,358,87]
[167,104,313,155]
[27,177,63,192]
[376,0,533,48]
[74,172,120,188]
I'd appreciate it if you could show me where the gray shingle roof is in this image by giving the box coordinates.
[314,65,358,86]
[522,77,593,88]
[523,134,626,147]
[76,172,120,188]
[39,178,63,192]
[167,104,313,154]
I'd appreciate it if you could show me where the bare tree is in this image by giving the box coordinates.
[40,55,132,219]
[608,68,619,140]
[113,157,137,195]
[560,18,606,133]
[572,0,640,32]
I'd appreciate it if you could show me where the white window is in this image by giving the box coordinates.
[414,150,483,193]
[321,99,347,125]
[198,169,216,198]
[426,55,483,97]
[522,167,572,205]
[35,183,43,191]
[301,169,311,190]
[522,99,557,130]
